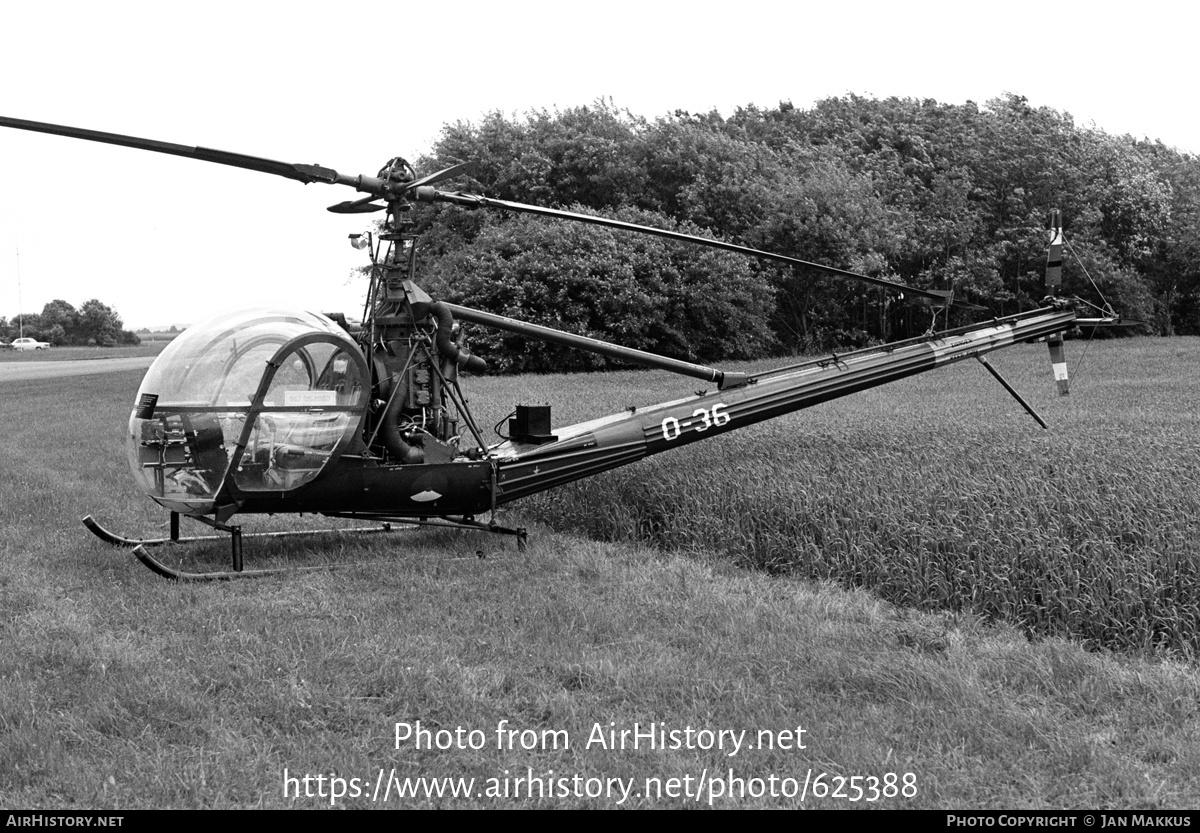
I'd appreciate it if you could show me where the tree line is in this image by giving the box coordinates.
[1,298,140,346]
[407,95,1199,370]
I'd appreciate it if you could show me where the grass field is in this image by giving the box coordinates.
[508,339,1200,658]
[1,337,1198,809]
[0,343,167,362]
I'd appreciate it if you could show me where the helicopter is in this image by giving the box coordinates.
[0,115,1118,580]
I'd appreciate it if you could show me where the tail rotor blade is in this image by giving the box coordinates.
[1045,209,1063,295]
[1047,332,1070,396]
[1043,210,1069,396]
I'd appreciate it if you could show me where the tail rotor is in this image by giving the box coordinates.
[1044,209,1070,397]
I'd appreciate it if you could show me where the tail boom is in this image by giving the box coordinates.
[491,306,1076,504]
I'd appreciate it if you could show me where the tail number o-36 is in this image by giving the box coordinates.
[661,403,731,442]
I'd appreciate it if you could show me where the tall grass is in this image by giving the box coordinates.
[479,338,1200,657]
[2,340,1198,808]
[5,338,1193,656]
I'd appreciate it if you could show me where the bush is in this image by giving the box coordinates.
[427,205,777,373]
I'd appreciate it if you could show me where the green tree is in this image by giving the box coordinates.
[1140,141,1200,333]
[634,112,784,236]
[410,92,1195,359]
[40,300,81,344]
[11,312,43,340]
[428,100,648,209]
[429,205,776,372]
[79,299,124,346]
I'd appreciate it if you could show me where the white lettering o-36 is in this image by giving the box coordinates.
[661,402,730,442]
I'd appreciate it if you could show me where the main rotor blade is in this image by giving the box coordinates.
[0,115,382,191]
[403,160,476,191]
[418,189,987,311]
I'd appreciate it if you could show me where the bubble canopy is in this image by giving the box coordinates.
[127,308,368,515]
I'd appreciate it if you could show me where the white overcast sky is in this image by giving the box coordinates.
[1,0,1195,329]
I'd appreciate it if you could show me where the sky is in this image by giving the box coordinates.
[1,0,1195,330]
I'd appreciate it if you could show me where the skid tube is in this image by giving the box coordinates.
[83,512,399,581]
[83,511,527,581]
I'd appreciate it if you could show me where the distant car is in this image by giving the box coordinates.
[0,340,11,349]
[11,337,50,351]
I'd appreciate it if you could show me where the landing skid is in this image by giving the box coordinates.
[129,544,341,581]
[82,511,528,581]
